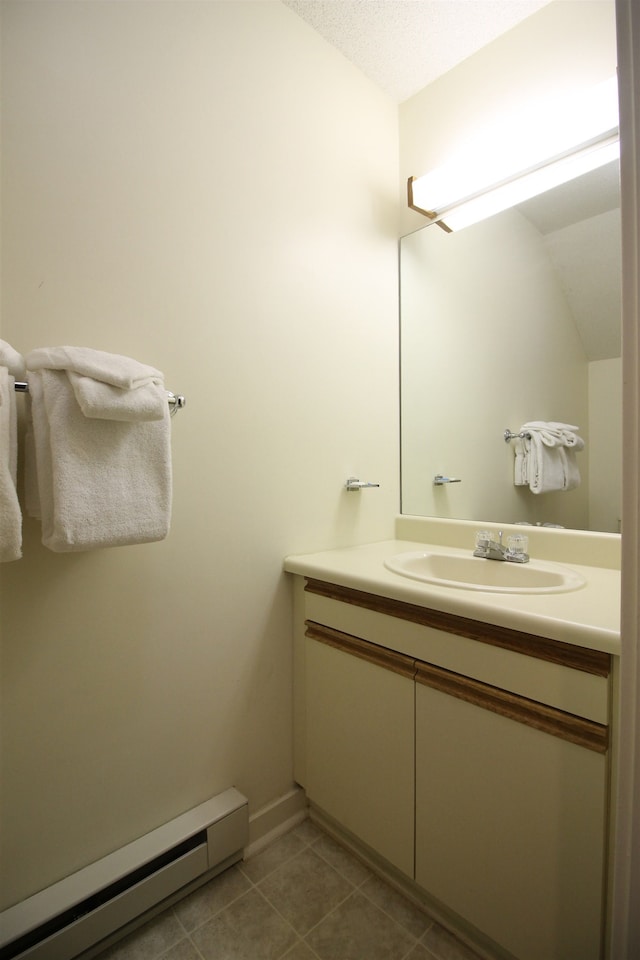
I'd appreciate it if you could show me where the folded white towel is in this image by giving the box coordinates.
[67,372,167,422]
[521,421,584,494]
[27,346,162,390]
[26,359,172,552]
[26,346,167,423]
[0,340,26,561]
[522,421,584,450]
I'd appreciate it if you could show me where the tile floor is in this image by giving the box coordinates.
[96,818,486,960]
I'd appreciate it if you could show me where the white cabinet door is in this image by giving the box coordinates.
[415,674,607,960]
[305,626,415,877]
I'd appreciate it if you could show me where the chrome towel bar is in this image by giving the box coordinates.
[13,381,186,416]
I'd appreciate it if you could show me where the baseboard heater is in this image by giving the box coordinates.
[0,788,248,960]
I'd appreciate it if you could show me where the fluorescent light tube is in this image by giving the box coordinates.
[409,76,619,232]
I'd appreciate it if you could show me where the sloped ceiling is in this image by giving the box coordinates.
[517,162,621,361]
[282,0,552,103]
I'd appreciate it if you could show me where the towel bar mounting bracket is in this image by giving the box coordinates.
[504,428,531,443]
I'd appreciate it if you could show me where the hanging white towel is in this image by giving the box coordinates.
[0,341,26,561]
[513,437,529,486]
[519,421,584,494]
[526,430,567,494]
[25,348,172,552]
[559,446,582,491]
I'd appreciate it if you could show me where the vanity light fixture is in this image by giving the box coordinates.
[408,76,619,232]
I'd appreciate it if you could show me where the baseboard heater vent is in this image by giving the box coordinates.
[0,787,248,960]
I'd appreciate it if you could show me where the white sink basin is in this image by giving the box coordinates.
[384,550,586,594]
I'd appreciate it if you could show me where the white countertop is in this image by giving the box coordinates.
[284,537,621,656]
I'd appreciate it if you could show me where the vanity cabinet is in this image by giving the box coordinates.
[415,671,607,960]
[304,624,415,876]
[296,577,612,960]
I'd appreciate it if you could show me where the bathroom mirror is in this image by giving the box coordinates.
[400,159,621,533]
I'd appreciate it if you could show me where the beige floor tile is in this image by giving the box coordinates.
[305,890,416,960]
[311,833,371,887]
[406,945,439,960]
[157,939,201,960]
[258,847,353,936]
[282,940,320,960]
[292,818,324,846]
[242,830,309,883]
[190,887,298,960]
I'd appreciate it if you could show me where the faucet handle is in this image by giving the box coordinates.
[505,534,529,563]
[473,530,493,557]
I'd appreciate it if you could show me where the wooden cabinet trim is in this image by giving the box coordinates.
[304,578,610,678]
[416,661,609,754]
[305,621,416,679]
[305,618,608,753]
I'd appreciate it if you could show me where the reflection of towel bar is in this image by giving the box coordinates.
[13,381,186,415]
[504,428,531,443]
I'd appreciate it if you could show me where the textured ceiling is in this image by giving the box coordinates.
[282,0,552,102]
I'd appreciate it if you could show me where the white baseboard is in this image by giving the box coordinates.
[245,786,307,859]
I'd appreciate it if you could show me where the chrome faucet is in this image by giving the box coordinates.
[474,530,506,560]
[473,530,529,563]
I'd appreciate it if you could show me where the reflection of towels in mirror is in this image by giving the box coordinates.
[522,421,584,450]
[518,422,584,494]
[528,434,566,494]
[513,437,529,485]
[559,446,581,490]
[0,340,25,561]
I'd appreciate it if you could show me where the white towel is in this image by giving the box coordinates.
[0,341,26,378]
[25,351,172,552]
[67,372,167,422]
[28,346,167,422]
[559,446,581,491]
[27,346,163,390]
[522,421,585,451]
[520,421,584,494]
[0,340,25,562]
[513,437,529,486]
[527,431,567,494]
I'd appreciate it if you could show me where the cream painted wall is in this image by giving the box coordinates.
[0,1,399,908]
[401,208,589,529]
